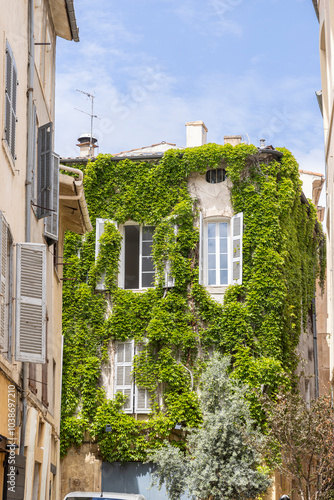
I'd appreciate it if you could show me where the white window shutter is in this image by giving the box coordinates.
[0,214,8,349]
[44,152,59,241]
[231,212,243,285]
[135,386,151,413]
[114,341,134,412]
[164,260,175,288]
[134,343,150,413]
[37,122,53,220]
[15,243,46,363]
[199,211,204,284]
[95,218,117,290]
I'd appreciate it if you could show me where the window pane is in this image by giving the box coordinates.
[208,223,216,238]
[142,272,155,288]
[142,256,154,272]
[142,241,153,257]
[220,254,228,269]
[220,238,227,253]
[142,226,154,240]
[220,269,228,284]
[208,254,216,270]
[124,226,139,289]
[208,270,216,285]
[219,223,227,237]
[208,238,216,253]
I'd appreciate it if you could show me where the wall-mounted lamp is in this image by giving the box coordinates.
[105,425,112,433]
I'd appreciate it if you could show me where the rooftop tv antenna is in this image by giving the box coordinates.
[75,89,98,158]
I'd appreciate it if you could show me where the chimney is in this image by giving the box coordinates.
[77,133,98,158]
[224,135,242,146]
[185,121,208,148]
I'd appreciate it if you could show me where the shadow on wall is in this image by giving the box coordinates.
[102,462,191,500]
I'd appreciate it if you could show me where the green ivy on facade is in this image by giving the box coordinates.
[60,143,325,461]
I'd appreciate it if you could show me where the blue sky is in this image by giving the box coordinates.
[55,0,324,175]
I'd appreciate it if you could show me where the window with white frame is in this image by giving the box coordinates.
[199,212,243,287]
[114,340,151,413]
[122,224,155,290]
[0,212,13,359]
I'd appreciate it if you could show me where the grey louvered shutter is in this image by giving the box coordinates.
[5,42,17,159]
[44,153,59,241]
[31,104,37,202]
[115,341,133,412]
[198,211,204,284]
[231,212,243,285]
[15,243,46,363]
[95,218,117,290]
[0,214,8,349]
[37,122,53,219]
[10,60,17,159]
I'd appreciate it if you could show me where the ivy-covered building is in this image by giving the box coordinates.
[60,124,325,499]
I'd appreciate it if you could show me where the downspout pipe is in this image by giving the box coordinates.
[21,0,34,456]
[312,296,319,399]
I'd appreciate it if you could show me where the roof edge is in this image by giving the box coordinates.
[65,0,79,42]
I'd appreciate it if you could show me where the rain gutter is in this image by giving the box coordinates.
[65,0,79,42]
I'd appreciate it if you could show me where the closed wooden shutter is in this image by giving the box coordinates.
[15,243,46,363]
[231,212,243,285]
[0,214,8,349]
[37,122,53,220]
[95,218,117,290]
[114,341,133,412]
[44,152,59,241]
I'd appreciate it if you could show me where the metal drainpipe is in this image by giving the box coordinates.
[312,296,319,399]
[20,0,34,456]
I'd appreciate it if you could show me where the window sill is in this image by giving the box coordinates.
[205,285,229,293]
[2,139,16,175]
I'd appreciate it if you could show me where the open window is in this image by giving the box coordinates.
[119,224,155,290]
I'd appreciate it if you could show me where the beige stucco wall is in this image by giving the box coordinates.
[61,443,102,499]
[0,1,75,499]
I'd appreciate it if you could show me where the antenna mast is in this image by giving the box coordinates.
[75,89,97,158]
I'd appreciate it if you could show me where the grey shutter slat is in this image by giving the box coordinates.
[0,215,8,349]
[37,122,53,219]
[114,341,133,412]
[199,211,203,284]
[232,212,243,285]
[44,153,59,241]
[15,243,46,363]
[95,218,118,290]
